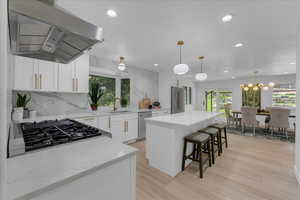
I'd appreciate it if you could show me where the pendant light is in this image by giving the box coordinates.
[173,40,189,75]
[118,56,126,71]
[195,56,208,81]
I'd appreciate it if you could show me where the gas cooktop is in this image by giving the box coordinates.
[20,119,109,152]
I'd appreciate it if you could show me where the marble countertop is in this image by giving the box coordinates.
[7,136,137,200]
[13,109,169,124]
[145,111,221,127]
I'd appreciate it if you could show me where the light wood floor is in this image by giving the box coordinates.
[131,134,300,200]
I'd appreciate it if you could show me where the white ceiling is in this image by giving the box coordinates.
[57,0,300,81]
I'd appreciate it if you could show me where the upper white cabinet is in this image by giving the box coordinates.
[75,54,89,93]
[14,54,90,93]
[14,56,58,92]
[58,54,89,93]
[14,56,38,90]
[58,61,76,92]
[38,60,58,91]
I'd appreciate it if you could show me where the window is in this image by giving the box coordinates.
[218,91,232,113]
[121,79,130,107]
[272,83,296,107]
[89,75,115,106]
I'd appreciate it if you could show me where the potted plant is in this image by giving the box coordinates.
[13,93,31,120]
[89,79,104,111]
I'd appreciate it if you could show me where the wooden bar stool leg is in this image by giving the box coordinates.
[224,127,228,148]
[218,129,222,155]
[182,140,187,171]
[207,139,212,167]
[211,136,215,164]
[198,142,203,178]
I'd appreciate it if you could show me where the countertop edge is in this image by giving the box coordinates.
[14,151,137,200]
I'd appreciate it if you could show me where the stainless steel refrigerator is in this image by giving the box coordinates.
[171,87,185,114]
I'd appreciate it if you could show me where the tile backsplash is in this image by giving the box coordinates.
[12,92,89,116]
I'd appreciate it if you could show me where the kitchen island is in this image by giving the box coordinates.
[145,111,221,177]
[7,137,137,200]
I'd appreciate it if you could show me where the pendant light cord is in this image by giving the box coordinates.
[179,45,182,64]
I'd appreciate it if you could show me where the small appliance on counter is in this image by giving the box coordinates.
[8,119,111,157]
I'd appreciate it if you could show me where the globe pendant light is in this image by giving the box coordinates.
[195,56,208,81]
[118,56,126,71]
[173,41,189,75]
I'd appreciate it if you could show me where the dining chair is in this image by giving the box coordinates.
[224,104,236,128]
[241,106,259,135]
[268,107,290,139]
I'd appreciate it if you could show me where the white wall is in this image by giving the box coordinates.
[158,69,196,111]
[0,0,8,199]
[295,28,300,184]
[195,74,296,111]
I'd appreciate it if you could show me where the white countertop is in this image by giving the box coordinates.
[14,109,169,124]
[145,111,221,127]
[7,136,137,200]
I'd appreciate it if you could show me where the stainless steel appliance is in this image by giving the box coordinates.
[171,87,185,114]
[138,111,152,139]
[8,0,103,64]
[8,119,111,157]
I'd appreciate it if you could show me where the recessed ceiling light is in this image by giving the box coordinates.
[154,64,159,67]
[289,62,296,65]
[234,43,243,47]
[284,72,289,74]
[231,76,235,79]
[106,9,117,17]
[222,14,233,23]
[224,70,229,73]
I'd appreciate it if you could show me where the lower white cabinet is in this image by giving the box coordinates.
[110,114,138,143]
[98,116,111,132]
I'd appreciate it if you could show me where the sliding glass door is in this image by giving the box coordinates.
[205,90,232,113]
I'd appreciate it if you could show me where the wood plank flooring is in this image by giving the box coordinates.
[131,133,300,200]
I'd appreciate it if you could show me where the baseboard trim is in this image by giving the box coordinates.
[294,165,300,185]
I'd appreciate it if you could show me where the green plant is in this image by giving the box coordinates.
[88,79,104,108]
[121,98,128,107]
[16,93,31,108]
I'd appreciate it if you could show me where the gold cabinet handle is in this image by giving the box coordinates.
[72,78,75,91]
[39,74,42,89]
[34,74,38,89]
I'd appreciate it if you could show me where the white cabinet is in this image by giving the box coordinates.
[73,116,98,128]
[58,61,76,92]
[58,54,89,93]
[14,56,38,90]
[110,118,126,143]
[110,113,138,143]
[75,54,89,93]
[37,60,58,91]
[14,54,89,93]
[14,56,58,91]
[98,116,111,132]
[126,118,138,141]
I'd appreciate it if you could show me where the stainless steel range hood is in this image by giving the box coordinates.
[8,0,104,64]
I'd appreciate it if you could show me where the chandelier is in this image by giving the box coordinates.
[240,71,275,91]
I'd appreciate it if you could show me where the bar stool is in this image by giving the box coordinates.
[182,132,212,178]
[208,123,228,153]
[198,127,220,164]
